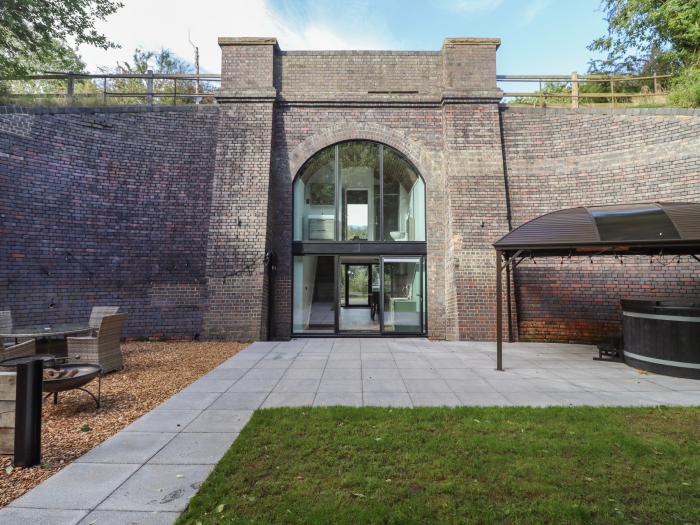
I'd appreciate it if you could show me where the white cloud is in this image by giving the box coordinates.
[77,0,392,72]
[444,0,504,13]
[521,0,550,25]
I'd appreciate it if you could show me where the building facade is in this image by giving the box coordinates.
[1,37,699,342]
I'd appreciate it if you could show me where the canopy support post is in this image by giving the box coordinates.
[505,256,513,343]
[496,249,503,371]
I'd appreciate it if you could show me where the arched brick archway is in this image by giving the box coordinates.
[287,124,434,183]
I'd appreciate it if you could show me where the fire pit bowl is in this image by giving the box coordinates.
[42,363,102,408]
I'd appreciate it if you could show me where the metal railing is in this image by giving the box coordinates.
[1,70,673,108]
[498,73,673,108]
[0,70,222,106]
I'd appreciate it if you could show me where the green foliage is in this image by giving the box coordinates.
[589,0,700,74]
[669,65,700,106]
[101,47,195,103]
[177,406,700,525]
[0,0,122,77]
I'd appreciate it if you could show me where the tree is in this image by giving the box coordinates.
[0,0,122,77]
[102,48,200,105]
[588,0,700,75]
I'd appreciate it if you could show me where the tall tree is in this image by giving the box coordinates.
[588,0,700,74]
[0,0,122,77]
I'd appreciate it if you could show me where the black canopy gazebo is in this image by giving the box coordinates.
[493,202,700,371]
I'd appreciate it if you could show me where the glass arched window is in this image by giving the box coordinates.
[293,141,425,242]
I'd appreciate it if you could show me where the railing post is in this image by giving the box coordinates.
[102,77,107,105]
[173,78,177,105]
[146,69,154,105]
[66,72,75,105]
[571,71,579,109]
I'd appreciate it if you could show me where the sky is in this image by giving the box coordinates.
[78,0,609,81]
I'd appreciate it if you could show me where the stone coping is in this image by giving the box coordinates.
[500,105,700,116]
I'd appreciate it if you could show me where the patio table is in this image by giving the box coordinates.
[0,323,91,356]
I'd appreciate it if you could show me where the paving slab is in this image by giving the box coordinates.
[209,392,269,410]
[76,432,175,464]
[454,391,512,406]
[10,463,140,510]
[262,392,316,407]
[364,392,413,407]
[149,433,238,465]
[157,391,220,411]
[314,392,363,406]
[97,464,214,512]
[410,392,461,406]
[124,409,200,433]
[78,510,179,525]
[183,410,253,433]
[183,378,237,393]
[0,508,88,525]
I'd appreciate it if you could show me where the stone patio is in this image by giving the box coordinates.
[2,338,699,524]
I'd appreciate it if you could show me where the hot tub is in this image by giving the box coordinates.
[621,298,700,379]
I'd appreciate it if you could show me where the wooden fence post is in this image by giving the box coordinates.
[146,69,154,105]
[66,72,75,105]
[610,76,615,108]
[571,71,579,109]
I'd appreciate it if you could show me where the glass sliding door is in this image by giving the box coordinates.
[293,255,335,333]
[381,257,424,334]
[338,257,380,332]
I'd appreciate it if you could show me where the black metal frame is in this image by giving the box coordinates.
[342,263,373,308]
[495,244,700,373]
[291,140,428,337]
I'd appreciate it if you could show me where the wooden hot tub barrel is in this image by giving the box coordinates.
[621,298,700,379]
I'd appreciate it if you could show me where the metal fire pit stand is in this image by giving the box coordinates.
[13,358,43,468]
[43,363,102,409]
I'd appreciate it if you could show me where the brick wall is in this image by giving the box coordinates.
[2,40,699,345]
[203,102,274,340]
[275,51,442,95]
[501,107,700,343]
[269,105,447,338]
[0,106,219,338]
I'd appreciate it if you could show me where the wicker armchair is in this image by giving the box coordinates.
[0,340,36,370]
[88,306,120,336]
[67,313,127,374]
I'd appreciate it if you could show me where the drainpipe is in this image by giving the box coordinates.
[264,251,277,341]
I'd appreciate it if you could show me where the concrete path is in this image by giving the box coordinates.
[2,338,699,524]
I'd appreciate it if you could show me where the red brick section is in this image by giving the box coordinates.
[0,106,218,339]
[501,107,700,343]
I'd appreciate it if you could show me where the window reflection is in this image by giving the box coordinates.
[293,141,425,242]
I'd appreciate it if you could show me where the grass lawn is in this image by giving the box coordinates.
[178,407,700,524]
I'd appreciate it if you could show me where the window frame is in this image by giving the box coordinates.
[292,141,426,244]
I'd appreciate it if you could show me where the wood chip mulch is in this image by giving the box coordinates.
[0,340,246,508]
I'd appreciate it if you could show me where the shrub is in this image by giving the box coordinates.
[669,66,700,107]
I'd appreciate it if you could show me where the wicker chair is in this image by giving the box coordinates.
[67,313,127,374]
[0,340,36,370]
[88,306,120,336]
